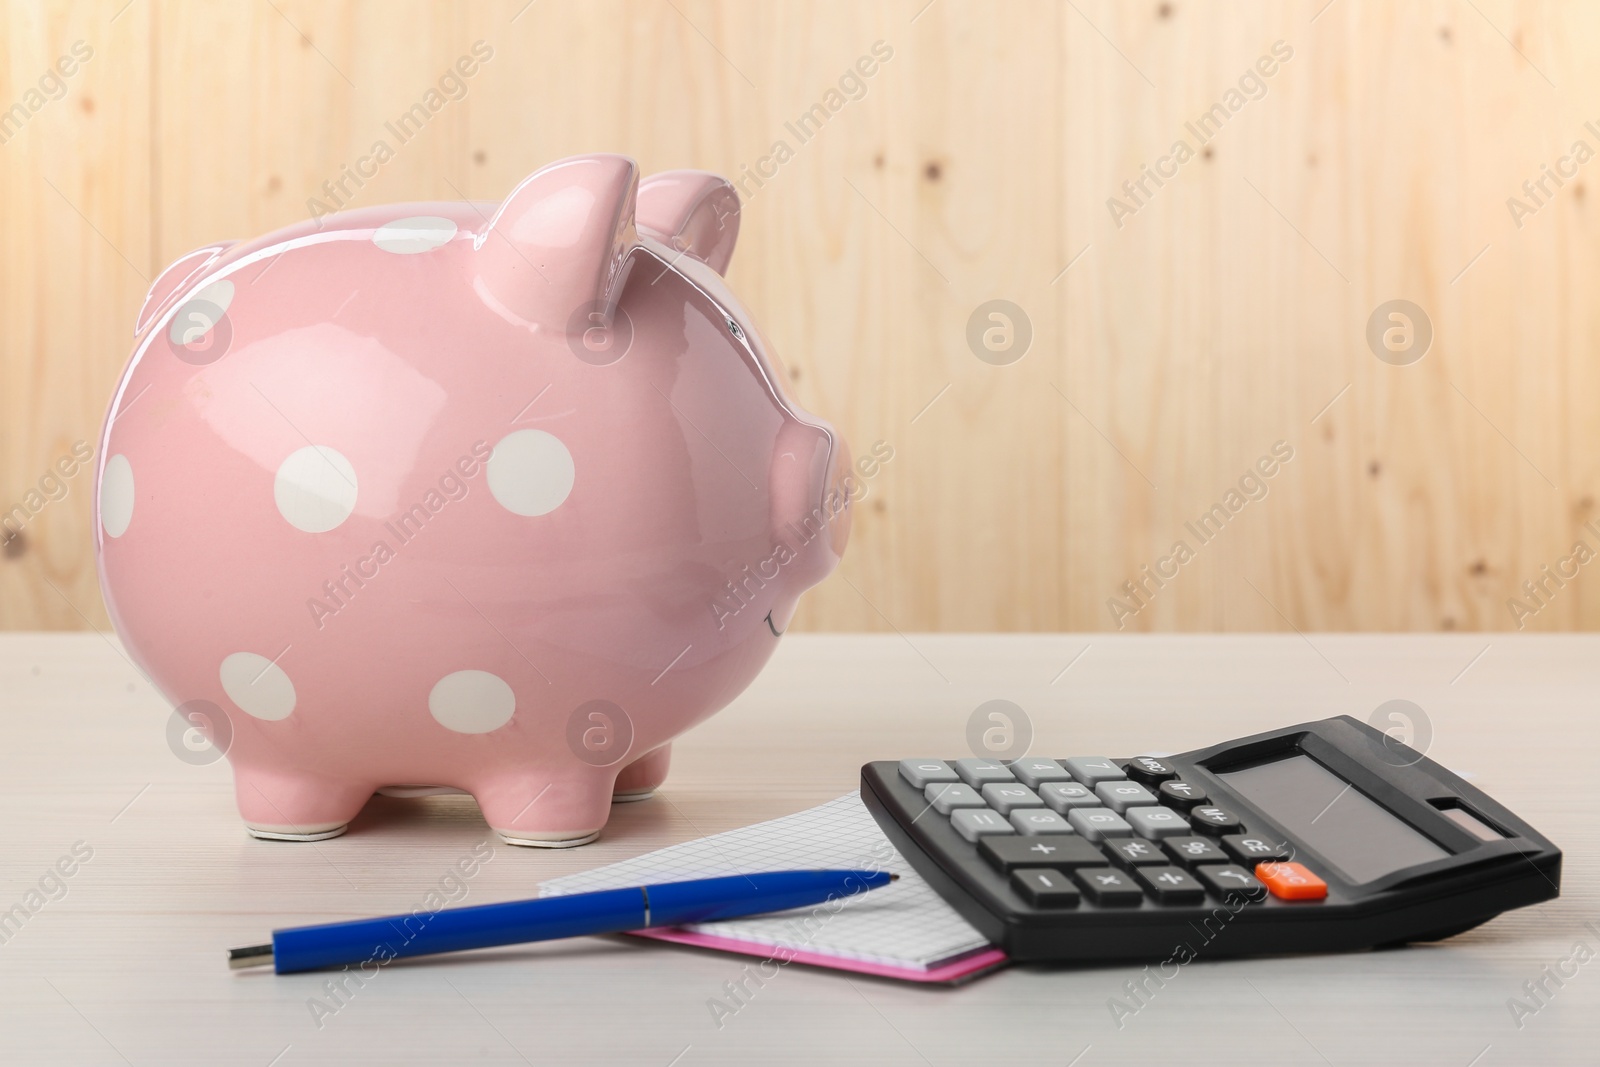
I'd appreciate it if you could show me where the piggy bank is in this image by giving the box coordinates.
[95,154,850,846]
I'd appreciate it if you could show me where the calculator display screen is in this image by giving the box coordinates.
[1218,754,1449,884]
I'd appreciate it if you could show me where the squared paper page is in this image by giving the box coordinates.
[539,793,991,970]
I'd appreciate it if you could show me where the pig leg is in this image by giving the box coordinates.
[473,771,615,848]
[234,768,375,841]
[611,744,671,802]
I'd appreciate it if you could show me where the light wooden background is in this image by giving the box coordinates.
[2,0,1597,634]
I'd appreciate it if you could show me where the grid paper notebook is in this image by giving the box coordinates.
[539,792,1006,982]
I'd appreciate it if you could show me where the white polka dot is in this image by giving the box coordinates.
[487,430,575,517]
[220,652,296,721]
[429,670,516,734]
[373,216,458,254]
[169,279,234,345]
[274,446,358,533]
[100,454,135,538]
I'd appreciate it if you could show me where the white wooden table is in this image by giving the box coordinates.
[1,632,1594,1065]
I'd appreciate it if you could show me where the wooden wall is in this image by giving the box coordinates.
[3,0,1598,634]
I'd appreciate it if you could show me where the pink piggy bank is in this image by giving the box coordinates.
[95,154,851,846]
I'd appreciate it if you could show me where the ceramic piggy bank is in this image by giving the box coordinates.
[95,154,851,846]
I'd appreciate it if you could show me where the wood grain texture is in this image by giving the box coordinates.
[3,0,1599,633]
[0,632,1594,1064]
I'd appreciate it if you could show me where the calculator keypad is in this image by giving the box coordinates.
[903,754,1295,911]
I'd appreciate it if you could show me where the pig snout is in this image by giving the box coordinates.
[766,420,851,631]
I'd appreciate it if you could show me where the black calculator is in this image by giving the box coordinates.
[860,716,1560,962]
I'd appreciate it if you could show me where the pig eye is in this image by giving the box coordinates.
[724,316,744,341]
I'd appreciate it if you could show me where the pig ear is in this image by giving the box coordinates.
[135,242,235,336]
[637,171,740,276]
[476,154,640,332]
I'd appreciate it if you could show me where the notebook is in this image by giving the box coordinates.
[538,792,1008,983]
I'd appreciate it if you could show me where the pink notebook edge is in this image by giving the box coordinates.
[629,927,1010,985]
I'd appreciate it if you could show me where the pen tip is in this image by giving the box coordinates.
[227,944,274,971]
[888,873,900,881]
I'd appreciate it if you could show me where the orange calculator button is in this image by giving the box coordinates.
[1255,861,1328,900]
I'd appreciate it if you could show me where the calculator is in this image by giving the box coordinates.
[860,716,1560,962]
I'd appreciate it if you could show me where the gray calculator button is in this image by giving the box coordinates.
[899,760,960,788]
[1067,807,1135,841]
[1010,808,1075,835]
[1125,806,1189,839]
[954,758,1015,786]
[1062,757,1126,786]
[1039,781,1098,812]
[981,783,1043,814]
[1095,780,1158,813]
[925,782,986,814]
[950,807,1016,842]
[1009,758,1072,788]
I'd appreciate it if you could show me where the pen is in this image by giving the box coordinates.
[228,868,895,973]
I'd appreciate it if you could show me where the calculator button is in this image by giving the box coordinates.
[1222,833,1293,865]
[1123,756,1178,784]
[1157,779,1207,809]
[1256,861,1328,901]
[1011,868,1081,908]
[1062,758,1126,786]
[1194,864,1267,902]
[1135,866,1206,905]
[954,758,1015,786]
[1125,806,1190,839]
[899,760,960,788]
[1163,836,1228,867]
[981,834,1103,872]
[1010,808,1075,835]
[1073,867,1146,906]
[1038,782,1098,812]
[1105,837,1169,867]
[1009,757,1073,788]
[1067,807,1135,841]
[1094,781,1158,813]
[925,782,986,814]
[981,783,1044,814]
[1188,805,1244,835]
[950,808,1016,842]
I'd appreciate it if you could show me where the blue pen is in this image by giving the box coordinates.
[227,868,895,974]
